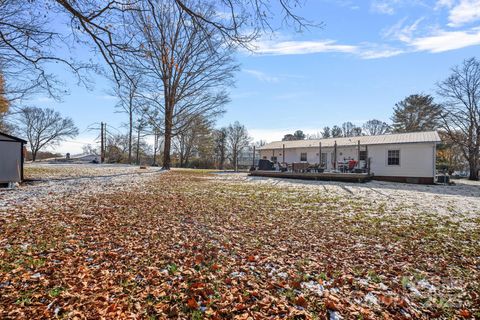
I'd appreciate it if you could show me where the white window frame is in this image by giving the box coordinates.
[387,149,400,166]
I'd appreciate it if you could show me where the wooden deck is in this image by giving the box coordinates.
[249,170,372,183]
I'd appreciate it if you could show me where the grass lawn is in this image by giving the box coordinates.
[1,167,479,319]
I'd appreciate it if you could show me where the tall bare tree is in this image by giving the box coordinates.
[112,73,143,164]
[362,119,391,136]
[131,1,237,169]
[227,121,251,171]
[15,106,78,161]
[437,58,480,180]
[1,1,314,100]
[174,117,210,167]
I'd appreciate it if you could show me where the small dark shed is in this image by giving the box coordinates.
[0,131,27,183]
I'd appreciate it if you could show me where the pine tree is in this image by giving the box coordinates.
[391,94,442,133]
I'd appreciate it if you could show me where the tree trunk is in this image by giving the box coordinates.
[136,127,140,165]
[469,160,479,180]
[31,149,37,162]
[220,147,225,170]
[234,149,238,172]
[162,105,173,170]
[128,109,133,164]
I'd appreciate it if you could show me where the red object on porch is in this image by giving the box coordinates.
[348,160,357,170]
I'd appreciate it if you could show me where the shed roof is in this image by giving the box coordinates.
[0,131,27,143]
[258,131,441,150]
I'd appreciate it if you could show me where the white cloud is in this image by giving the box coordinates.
[383,17,425,42]
[243,69,280,83]
[253,40,358,55]
[447,0,480,26]
[435,0,455,9]
[359,48,405,59]
[383,17,480,53]
[97,95,117,101]
[371,0,397,14]
[408,27,480,52]
[252,38,406,59]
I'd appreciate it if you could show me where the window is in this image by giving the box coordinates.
[271,156,277,162]
[359,150,367,161]
[387,150,400,165]
[300,153,307,161]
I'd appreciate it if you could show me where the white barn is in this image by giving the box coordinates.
[0,132,27,184]
[258,131,441,184]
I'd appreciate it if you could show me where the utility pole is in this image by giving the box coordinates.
[100,122,105,163]
[104,123,107,161]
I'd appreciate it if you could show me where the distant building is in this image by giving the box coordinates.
[258,131,441,184]
[0,132,27,184]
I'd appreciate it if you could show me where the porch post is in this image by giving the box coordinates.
[357,140,361,169]
[252,145,255,167]
[365,145,370,174]
[272,149,275,162]
[283,144,285,163]
[319,142,322,166]
[334,141,337,170]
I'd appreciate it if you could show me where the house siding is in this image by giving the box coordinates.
[0,140,23,183]
[368,143,435,178]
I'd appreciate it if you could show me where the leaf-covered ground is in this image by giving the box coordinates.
[1,166,479,319]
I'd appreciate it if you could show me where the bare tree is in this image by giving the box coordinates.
[105,133,129,163]
[15,106,78,161]
[131,1,237,170]
[437,58,480,180]
[112,73,143,164]
[1,0,314,100]
[0,1,98,101]
[340,122,362,137]
[174,117,210,167]
[227,121,251,171]
[362,119,391,136]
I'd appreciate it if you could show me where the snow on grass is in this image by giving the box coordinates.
[0,167,479,318]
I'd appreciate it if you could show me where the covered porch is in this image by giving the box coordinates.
[256,140,371,174]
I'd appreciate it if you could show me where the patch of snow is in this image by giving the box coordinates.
[417,279,436,293]
[364,292,379,305]
[301,281,324,296]
[230,271,245,278]
[378,283,389,291]
[328,310,344,320]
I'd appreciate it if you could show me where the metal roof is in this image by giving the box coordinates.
[0,131,27,143]
[258,131,441,150]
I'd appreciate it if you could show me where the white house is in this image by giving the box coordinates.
[0,132,27,184]
[258,131,441,184]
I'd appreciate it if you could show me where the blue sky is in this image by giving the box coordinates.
[25,0,480,153]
